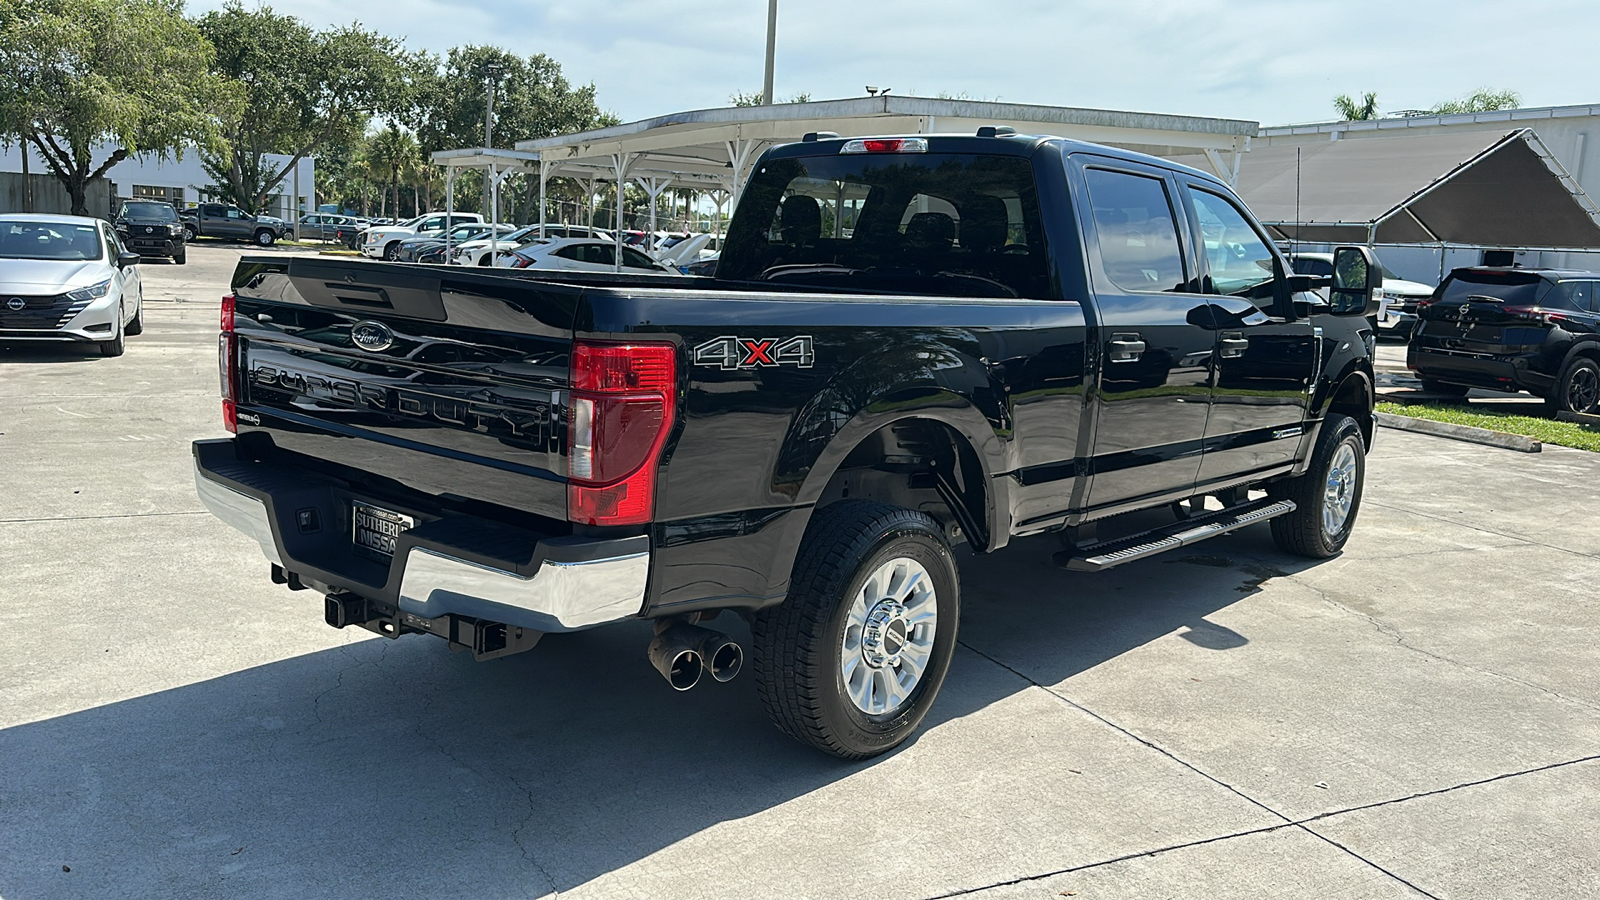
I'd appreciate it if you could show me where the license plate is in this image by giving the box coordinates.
[352,503,414,560]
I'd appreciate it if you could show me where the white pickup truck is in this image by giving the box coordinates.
[361,212,485,261]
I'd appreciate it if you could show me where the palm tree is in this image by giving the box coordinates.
[1333,92,1380,121]
[366,125,420,220]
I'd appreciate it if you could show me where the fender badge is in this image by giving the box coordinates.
[350,320,395,353]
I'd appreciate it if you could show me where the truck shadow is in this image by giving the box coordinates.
[0,526,1317,898]
[0,341,102,362]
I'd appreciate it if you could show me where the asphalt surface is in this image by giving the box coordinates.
[3,244,1598,899]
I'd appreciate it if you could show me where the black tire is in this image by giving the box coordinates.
[1550,357,1600,414]
[750,501,960,760]
[254,229,276,247]
[98,307,126,357]
[172,246,186,265]
[1268,413,1365,558]
[1419,379,1469,397]
[124,297,143,336]
[182,224,197,242]
[382,241,401,261]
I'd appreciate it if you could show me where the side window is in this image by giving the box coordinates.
[554,245,583,261]
[1084,168,1188,293]
[225,208,245,220]
[1589,282,1600,313]
[1187,188,1278,299]
[621,247,657,269]
[1558,281,1592,312]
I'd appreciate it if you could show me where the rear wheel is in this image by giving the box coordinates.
[1269,414,1365,558]
[182,224,197,241]
[1419,379,1469,397]
[124,294,143,336]
[751,501,960,759]
[1551,357,1600,414]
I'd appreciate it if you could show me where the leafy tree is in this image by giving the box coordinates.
[1333,92,1380,121]
[1429,88,1521,115]
[364,125,420,219]
[0,0,237,216]
[196,3,410,214]
[731,89,812,107]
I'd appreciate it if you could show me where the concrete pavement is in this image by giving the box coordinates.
[2,244,1597,899]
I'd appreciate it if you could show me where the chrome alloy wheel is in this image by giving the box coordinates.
[840,556,938,716]
[1322,442,1359,539]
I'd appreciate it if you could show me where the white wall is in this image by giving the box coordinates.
[0,142,314,219]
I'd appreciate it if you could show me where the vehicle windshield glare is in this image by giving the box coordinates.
[119,202,177,222]
[720,152,1049,298]
[0,220,106,261]
[1440,271,1549,306]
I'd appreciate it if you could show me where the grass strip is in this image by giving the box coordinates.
[1376,401,1600,452]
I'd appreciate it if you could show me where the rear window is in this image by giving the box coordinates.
[1439,271,1550,307]
[719,151,1049,298]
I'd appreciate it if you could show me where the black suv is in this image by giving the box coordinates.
[114,200,186,264]
[1408,267,1600,413]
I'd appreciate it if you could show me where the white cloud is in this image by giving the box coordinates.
[187,0,1600,129]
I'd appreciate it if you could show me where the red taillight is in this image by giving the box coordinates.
[220,294,238,433]
[840,137,928,154]
[567,341,677,526]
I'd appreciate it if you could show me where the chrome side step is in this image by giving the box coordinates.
[1053,499,1297,572]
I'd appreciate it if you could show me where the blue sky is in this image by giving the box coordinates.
[187,0,1600,128]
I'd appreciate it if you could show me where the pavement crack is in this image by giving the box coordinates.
[1365,499,1600,564]
[1293,754,1600,829]
[1285,574,1600,715]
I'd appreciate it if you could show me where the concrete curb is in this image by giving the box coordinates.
[1375,411,1542,453]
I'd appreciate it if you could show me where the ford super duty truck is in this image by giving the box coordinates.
[194,131,1381,759]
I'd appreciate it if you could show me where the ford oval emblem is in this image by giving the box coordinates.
[350,320,394,353]
[6,297,24,311]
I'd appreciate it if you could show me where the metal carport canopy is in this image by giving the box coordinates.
[1217,128,1600,249]
[512,95,1260,195]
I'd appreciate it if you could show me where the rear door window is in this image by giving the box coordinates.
[1557,281,1593,312]
[1084,168,1188,293]
[621,246,657,269]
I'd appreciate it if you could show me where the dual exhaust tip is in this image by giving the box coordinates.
[648,622,743,691]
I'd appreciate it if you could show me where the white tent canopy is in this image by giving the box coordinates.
[438,97,1259,270]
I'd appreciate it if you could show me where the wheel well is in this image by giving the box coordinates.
[1328,374,1374,447]
[814,418,990,550]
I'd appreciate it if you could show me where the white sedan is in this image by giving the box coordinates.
[496,237,677,273]
[449,225,543,266]
[0,214,144,357]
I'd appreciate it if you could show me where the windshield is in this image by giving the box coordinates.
[720,151,1049,298]
[1440,271,1548,306]
[0,220,105,261]
[120,202,177,221]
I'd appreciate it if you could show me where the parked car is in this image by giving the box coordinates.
[299,214,361,243]
[1408,266,1600,412]
[0,214,144,356]
[392,223,509,262]
[497,237,676,273]
[446,225,544,266]
[181,203,285,246]
[1291,252,1432,336]
[114,200,187,264]
[680,254,718,276]
[196,130,1381,759]
[361,212,485,260]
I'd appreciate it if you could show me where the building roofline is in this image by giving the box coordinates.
[1262,101,1600,136]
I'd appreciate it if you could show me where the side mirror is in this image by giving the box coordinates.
[117,252,141,268]
[1330,246,1382,316]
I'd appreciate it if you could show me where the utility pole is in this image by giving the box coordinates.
[762,0,777,105]
[484,62,503,221]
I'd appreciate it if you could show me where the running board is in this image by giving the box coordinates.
[1053,499,1297,572]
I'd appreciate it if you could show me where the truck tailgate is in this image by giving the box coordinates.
[229,257,575,521]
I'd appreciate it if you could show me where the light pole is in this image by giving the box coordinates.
[762,0,777,105]
[484,62,503,220]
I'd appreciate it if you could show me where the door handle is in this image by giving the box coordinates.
[1108,333,1146,363]
[1220,333,1250,359]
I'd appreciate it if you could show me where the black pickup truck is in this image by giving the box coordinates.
[194,132,1381,758]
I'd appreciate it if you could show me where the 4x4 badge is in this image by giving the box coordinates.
[693,335,814,369]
